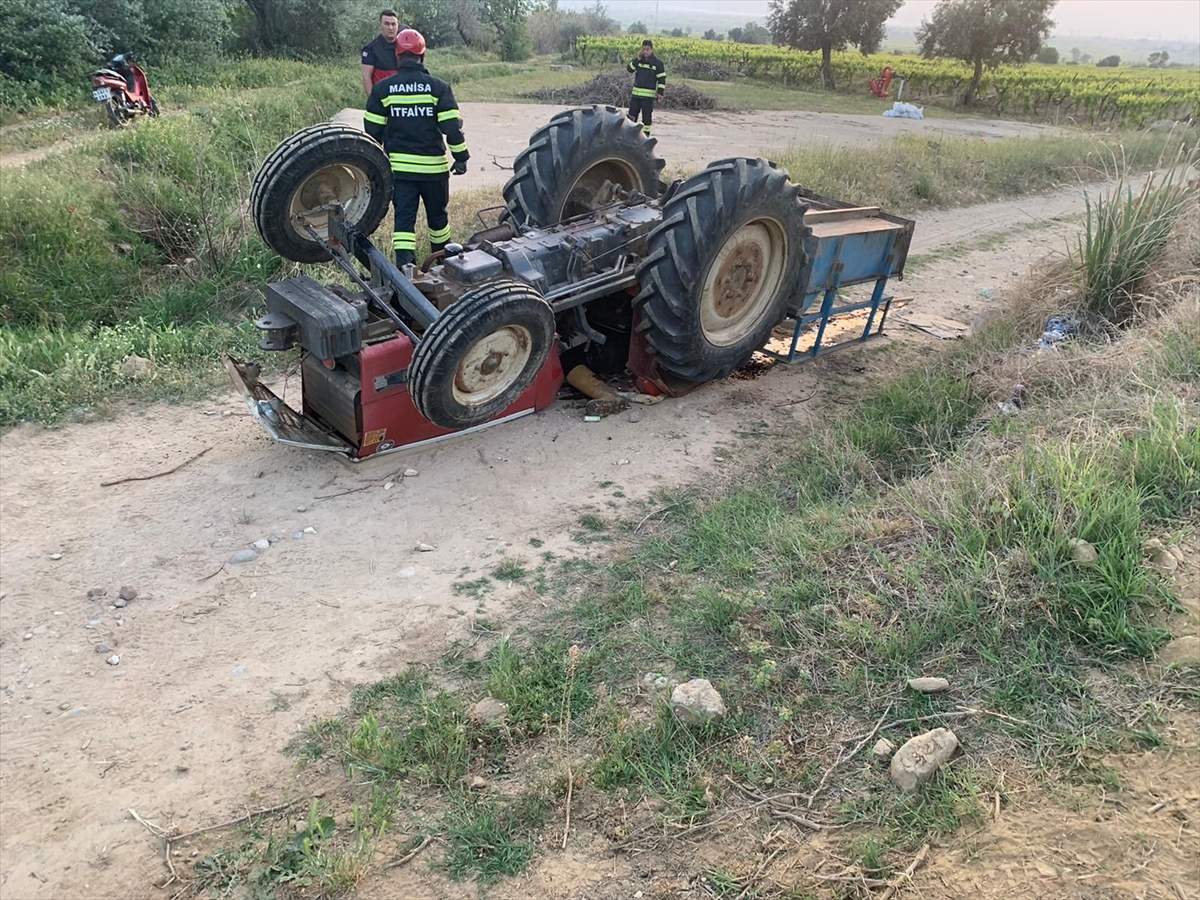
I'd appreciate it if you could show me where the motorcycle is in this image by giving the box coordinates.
[89,54,160,126]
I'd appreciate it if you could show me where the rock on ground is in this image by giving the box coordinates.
[118,586,138,601]
[1068,538,1099,566]
[1160,635,1200,668]
[671,678,726,725]
[469,697,510,725]
[872,738,897,763]
[120,355,154,380]
[230,549,257,564]
[890,728,959,792]
[907,676,951,693]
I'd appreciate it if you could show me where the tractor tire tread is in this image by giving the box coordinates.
[634,157,812,384]
[251,124,391,264]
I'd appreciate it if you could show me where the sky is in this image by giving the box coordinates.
[602,0,1200,42]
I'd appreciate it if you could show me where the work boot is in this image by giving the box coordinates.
[395,250,415,268]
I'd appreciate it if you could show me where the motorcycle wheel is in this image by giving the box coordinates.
[105,98,126,128]
[148,98,160,118]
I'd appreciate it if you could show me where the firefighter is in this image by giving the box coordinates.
[364,29,469,268]
[626,39,665,136]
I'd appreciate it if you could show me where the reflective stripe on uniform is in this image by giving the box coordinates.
[428,225,451,243]
[447,140,467,153]
[363,110,387,125]
[632,87,657,98]
[656,72,667,81]
[393,231,416,250]
[388,152,450,173]
[437,109,461,122]
[382,93,435,106]
[643,126,651,135]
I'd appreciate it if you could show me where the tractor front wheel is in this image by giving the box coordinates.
[408,280,556,431]
[634,157,811,385]
[251,124,392,264]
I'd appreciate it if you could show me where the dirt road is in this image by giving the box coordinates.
[0,164,1107,898]
[2,101,1056,172]
[329,102,1060,193]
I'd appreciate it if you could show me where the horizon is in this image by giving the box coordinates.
[567,0,1200,43]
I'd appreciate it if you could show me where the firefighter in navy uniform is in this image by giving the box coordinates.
[363,28,469,268]
[626,39,665,135]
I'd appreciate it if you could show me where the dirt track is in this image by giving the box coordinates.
[0,163,1130,898]
[329,102,1061,193]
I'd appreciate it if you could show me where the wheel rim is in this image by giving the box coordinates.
[700,218,788,347]
[451,325,534,407]
[287,163,373,243]
[559,158,640,221]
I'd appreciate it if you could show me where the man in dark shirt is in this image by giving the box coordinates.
[364,29,470,267]
[627,39,666,136]
[361,9,409,95]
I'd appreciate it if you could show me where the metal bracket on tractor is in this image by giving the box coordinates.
[229,107,914,461]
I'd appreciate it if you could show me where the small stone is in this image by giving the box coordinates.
[469,697,510,726]
[220,410,231,418]
[1160,635,1200,668]
[627,409,642,423]
[267,536,278,545]
[469,775,490,790]
[1068,538,1098,566]
[253,471,264,479]
[59,701,71,711]
[86,620,102,629]
[296,505,308,513]
[230,549,258,564]
[617,458,630,466]
[203,521,214,528]
[292,531,304,539]
[872,738,897,763]
[907,676,951,693]
[486,534,497,540]
[415,542,436,552]
[384,481,396,490]
[303,526,317,535]
[890,728,959,792]
[23,633,32,641]
[32,625,47,635]
[87,587,107,600]
[1147,549,1179,576]
[252,539,270,552]
[118,586,138,602]
[95,643,111,654]
[403,468,419,477]
[106,654,121,667]
[395,567,415,579]
[49,553,63,561]
[671,678,726,725]
[231,665,247,676]
[113,598,127,609]
[120,355,154,380]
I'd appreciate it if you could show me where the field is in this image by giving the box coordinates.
[578,36,1200,126]
[1,48,1199,900]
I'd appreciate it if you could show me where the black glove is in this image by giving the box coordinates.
[451,158,468,176]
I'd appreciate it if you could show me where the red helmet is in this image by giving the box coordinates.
[395,29,426,56]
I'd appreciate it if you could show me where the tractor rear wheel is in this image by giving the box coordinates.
[634,158,810,385]
[502,105,665,228]
[409,280,556,431]
[251,124,392,264]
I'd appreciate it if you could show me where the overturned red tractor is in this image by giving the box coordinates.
[228,106,914,459]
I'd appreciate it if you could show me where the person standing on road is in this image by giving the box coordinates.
[364,28,470,268]
[361,9,410,95]
[626,39,665,136]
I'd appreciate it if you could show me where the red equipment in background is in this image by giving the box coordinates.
[869,66,894,99]
[89,54,159,126]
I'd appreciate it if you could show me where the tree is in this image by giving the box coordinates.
[1069,45,1079,61]
[917,0,1057,105]
[484,0,530,60]
[768,0,903,89]
[1080,52,1091,63]
[729,26,743,42]
[1035,45,1058,64]
[628,20,647,34]
[741,21,772,43]
[702,28,723,40]
[0,0,96,87]
[1097,54,1119,67]
[1148,50,1170,67]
